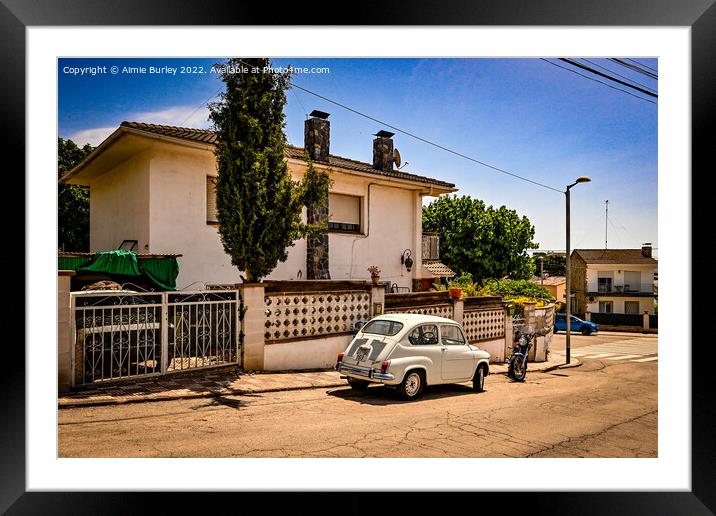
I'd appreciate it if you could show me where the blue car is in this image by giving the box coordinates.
[554,313,599,335]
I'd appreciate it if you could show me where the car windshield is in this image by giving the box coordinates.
[361,320,404,336]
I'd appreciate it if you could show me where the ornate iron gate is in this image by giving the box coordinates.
[71,290,242,386]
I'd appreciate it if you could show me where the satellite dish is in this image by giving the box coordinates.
[393,148,402,168]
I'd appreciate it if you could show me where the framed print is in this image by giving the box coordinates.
[3,0,710,512]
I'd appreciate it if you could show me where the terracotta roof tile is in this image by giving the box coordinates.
[573,249,657,265]
[120,121,455,189]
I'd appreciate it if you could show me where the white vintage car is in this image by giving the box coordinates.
[336,313,490,400]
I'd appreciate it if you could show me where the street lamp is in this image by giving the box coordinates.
[565,176,591,364]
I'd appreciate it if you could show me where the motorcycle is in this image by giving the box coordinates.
[508,326,548,381]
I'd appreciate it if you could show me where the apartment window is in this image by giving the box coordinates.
[328,193,361,233]
[599,301,613,314]
[624,301,640,315]
[597,277,613,293]
[207,176,218,224]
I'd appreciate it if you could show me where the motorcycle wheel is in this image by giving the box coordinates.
[507,357,516,379]
[513,355,527,381]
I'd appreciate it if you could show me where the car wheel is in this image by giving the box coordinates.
[581,327,592,336]
[472,366,485,392]
[397,370,424,400]
[347,377,370,390]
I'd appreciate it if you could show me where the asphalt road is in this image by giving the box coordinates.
[58,332,657,458]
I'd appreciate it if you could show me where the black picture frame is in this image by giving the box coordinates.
[3,0,707,512]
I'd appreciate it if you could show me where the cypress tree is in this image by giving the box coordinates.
[209,58,331,282]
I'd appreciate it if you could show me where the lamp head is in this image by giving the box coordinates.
[575,176,591,184]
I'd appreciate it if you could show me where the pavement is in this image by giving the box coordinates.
[58,354,579,409]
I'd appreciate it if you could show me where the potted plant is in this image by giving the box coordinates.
[367,265,381,285]
[449,286,463,299]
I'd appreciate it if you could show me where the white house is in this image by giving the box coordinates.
[570,245,658,316]
[60,112,457,290]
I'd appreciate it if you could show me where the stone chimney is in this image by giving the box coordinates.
[304,110,330,162]
[641,243,652,258]
[373,130,395,173]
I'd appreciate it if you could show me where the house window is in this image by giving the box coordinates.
[597,277,613,293]
[599,301,613,314]
[624,301,640,315]
[207,176,218,224]
[328,193,361,233]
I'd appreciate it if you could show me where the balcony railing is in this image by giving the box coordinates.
[595,283,654,294]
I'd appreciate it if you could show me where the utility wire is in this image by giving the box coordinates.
[179,87,223,126]
[625,58,658,74]
[608,58,658,80]
[541,59,657,105]
[288,81,564,193]
[579,58,657,94]
[559,58,657,98]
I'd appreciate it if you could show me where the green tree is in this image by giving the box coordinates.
[422,195,538,281]
[209,58,331,282]
[533,252,566,276]
[58,138,93,251]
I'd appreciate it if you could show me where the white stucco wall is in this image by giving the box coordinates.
[89,151,150,253]
[585,264,656,292]
[586,296,655,314]
[263,335,352,370]
[147,144,241,289]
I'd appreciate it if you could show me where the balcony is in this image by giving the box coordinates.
[592,283,655,296]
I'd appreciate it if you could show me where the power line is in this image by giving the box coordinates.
[579,58,657,94]
[608,58,658,80]
[625,58,658,74]
[541,59,657,105]
[289,81,564,193]
[225,57,563,193]
[559,58,657,98]
[179,87,223,126]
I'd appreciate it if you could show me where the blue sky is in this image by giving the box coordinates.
[58,57,658,254]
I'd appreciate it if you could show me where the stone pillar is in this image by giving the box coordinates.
[240,283,266,371]
[504,310,513,361]
[58,270,75,392]
[584,311,591,322]
[370,284,385,317]
[643,310,650,330]
[306,199,330,280]
[452,297,464,325]
[523,302,537,331]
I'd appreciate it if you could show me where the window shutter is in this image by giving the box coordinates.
[328,193,361,232]
[207,176,218,223]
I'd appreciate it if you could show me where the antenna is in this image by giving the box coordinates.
[393,148,402,169]
[605,200,609,249]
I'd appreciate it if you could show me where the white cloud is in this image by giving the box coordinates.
[67,127,117,147]
[133,105,212,129]
[66,104,213,147]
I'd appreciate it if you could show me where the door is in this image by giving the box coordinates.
[440,325,474,381]
[407,324,443,382]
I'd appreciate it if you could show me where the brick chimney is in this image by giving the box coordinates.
[304,110,330,162]
[373,130,395,173]
[641,243,652,258]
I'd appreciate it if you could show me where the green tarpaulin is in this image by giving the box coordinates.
[58,250,180,290]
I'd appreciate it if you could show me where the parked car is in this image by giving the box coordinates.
[554,313,599,335]
[335,313,490,400]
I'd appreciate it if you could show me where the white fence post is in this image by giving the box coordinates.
[58,271,75,392]
[241,283,266,371]
[452,297,464,325]
[371,284,384,316]
[161,292,169,374]
[643,310,650,330]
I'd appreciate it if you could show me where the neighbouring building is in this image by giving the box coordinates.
[570,244,658,316]
[60,112,457,290]
[531,275,566,304]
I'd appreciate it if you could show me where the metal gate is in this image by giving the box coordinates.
[71,289,242,386]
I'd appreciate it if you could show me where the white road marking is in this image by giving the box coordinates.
[584,353,616,359]
[632,356,659,363]
[605,354,643,360]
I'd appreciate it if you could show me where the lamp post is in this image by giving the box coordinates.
[565,176,591,364]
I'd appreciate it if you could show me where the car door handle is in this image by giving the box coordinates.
[441,347,448,351]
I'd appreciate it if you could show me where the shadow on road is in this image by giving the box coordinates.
[327,383,479,405]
